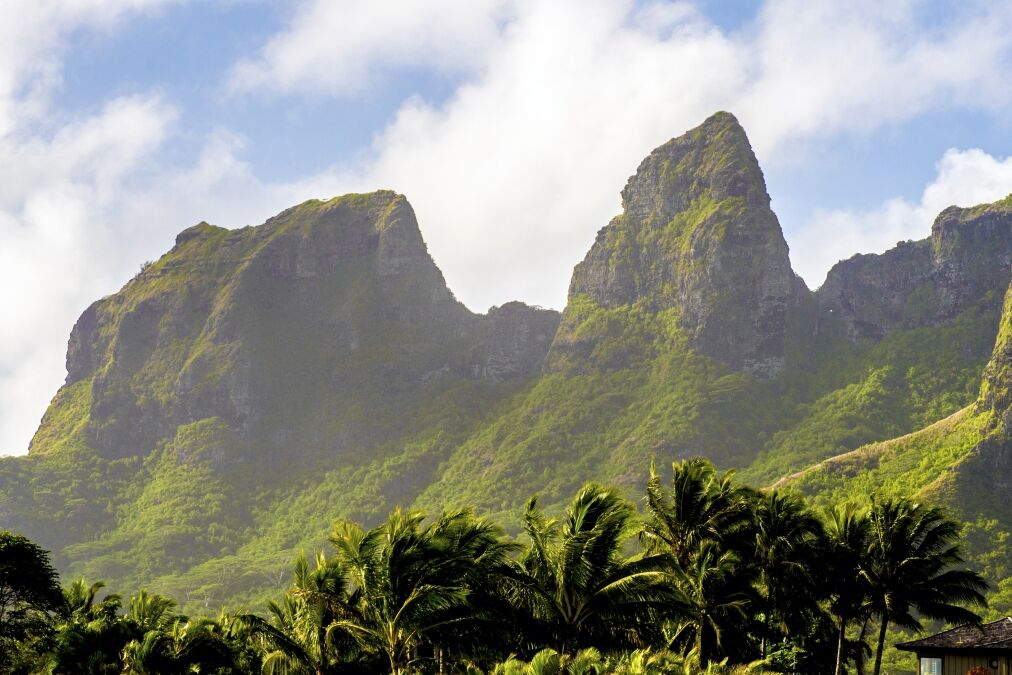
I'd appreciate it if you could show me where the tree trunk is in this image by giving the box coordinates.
[762,589,775,658]
[761,607,771,658]
[856,618,869,675]
[834,614,848,675]
[698,617,710,669]
[873,617,889,675]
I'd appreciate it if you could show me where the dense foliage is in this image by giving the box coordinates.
[0,460,986,675]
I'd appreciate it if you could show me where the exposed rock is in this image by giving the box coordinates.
[817,195,1012,340]
[551,111,796,378]
[470,302,560,382]
[43,191,556,462]
[933,277,1012,513]
[976,274,1012,426]
[18,112,1012,610]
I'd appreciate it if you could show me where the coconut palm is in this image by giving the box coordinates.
[510,483,674,656]
[234,551,359,675]
[641,459,754,568]
[126,589,178,633]
[329,507,515,675]
[822,505,872,675]
[120,617,237,674]
[751,490,823,655]
[45,579,131,674]
[665,543,756,667]
[864,498,988,675]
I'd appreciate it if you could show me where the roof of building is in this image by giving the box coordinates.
[897,618,1012,652]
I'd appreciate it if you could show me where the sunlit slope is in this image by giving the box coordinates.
[2,113,1011,614]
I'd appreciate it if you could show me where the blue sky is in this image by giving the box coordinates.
[54,1,1011,215]
[2,0,1012,455]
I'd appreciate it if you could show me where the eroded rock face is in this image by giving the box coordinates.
[552,111,796,378]
[939,277,1012,513]
[977,277,1012,426]
[470,302,560,382]
[817,196,1012,340]
[45,191,558,461]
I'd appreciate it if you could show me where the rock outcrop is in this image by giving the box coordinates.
[919,276,1012,516]
[469,302,560,382]
[817,195,1012,340]
[12,111,1012,613]
[38,191,559,463]
[549,111,796,378]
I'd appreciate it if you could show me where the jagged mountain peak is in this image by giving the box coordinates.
[552,111,794,378]
[174,221,225,247]
[818,192,1012,341]
[620,111,769,225]
[12,121,1012,615]
[42,191,559,463]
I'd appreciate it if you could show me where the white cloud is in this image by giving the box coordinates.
[738,1,1012,157]
[0,1,183,456]
[0,95,178,457]
[791,148,1012,289]
[0,0,181,135]
[231,0,1012,309]
[228,0,513,94]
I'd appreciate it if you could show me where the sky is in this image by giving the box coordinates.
[2,0,1012,456]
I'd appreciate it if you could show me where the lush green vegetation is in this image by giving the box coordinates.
[1,460,987,675]
[0,293,996,624]
[3,174,1004,628]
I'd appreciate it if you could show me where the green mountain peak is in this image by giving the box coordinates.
[551,111,795,378]
[37,189,560,471]
[6,115,1012,620]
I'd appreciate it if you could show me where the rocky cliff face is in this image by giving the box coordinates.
[470,302,560,382]
[549,111,796,378]
[978,278,1012,424]
[35,191,559,463]
[960,275,1012,492]
[904,275,1012,518]
[12,111,1012,613]
[817,195,1012,340]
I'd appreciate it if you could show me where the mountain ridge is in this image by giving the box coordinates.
[3,112,1012,615]
[554,111,796,379]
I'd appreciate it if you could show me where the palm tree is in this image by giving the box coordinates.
[126,589,177,633]
[330,507,515,675]
[665,543,756,667]
[46,579,130,674]
[120,617,236,674]
[822,505,871,675]
[490,647,604,675]
[235,551,359,675]
[864,497,988,675]
[641,459,753,568]
[509,483,674,656]
[751,490,823,655]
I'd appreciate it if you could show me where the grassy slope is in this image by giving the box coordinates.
[0,194,542,614]
[2,163,1005,630]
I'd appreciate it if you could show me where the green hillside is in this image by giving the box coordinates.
[2,112,1011,617]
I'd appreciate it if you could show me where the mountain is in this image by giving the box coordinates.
[55,191,557,467]
[2,112,1011,612]
[0,191,558,599]
[780,269,1012,608]
[817,196,1012,339]
[550,111,799,378]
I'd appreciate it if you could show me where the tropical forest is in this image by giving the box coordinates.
[4,4,1012,675]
